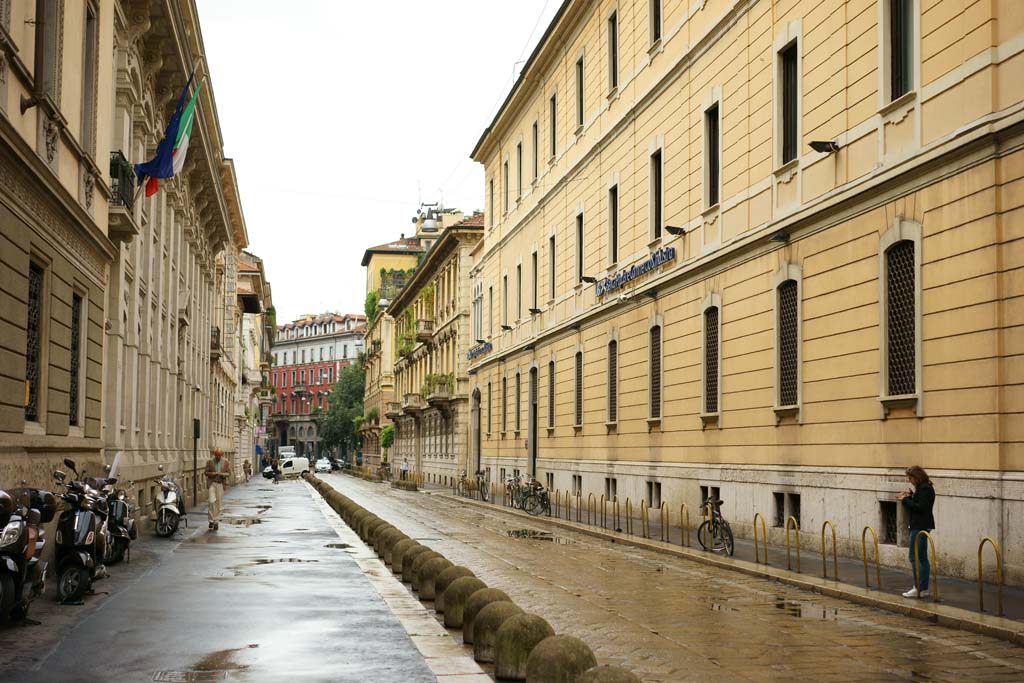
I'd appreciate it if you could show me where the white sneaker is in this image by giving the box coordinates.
[902,587,919,598]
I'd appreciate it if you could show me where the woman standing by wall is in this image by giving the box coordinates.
[898,466,936,598]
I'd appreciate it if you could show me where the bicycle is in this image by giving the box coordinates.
[475,470,491,502]
[377,464,392,481]
[522,477,550,517]
[455,470,471,497]
[697,496,734,556]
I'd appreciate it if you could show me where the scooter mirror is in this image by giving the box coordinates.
[63,458,77,472]
[158,464,165,472]
[53,470,66,482]
[104,465,111,473]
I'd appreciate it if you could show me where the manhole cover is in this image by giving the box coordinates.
[153,672,227,682]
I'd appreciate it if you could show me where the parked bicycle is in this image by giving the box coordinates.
[505,474,550,516]
[697,495,734,556]
[475,470,491,502]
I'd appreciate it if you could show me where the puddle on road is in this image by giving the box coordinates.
[773,597,841,621]
[252,558,319,565]
[225,517,263,527]
[325,543,352,549]
[507,529,575,545]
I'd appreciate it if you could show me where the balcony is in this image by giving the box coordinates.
[402,393,426,414]
[210,326,222,360]
[415,319,434,342]
[385,401,403,419]
[426,385,451,409]
[243,368,262,386]
[108,151,139,244]
[258,387,275,404]
[293,384,308,395]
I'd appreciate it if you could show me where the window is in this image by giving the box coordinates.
[572,474,582,496]
[489,179,494,227]
[531,251,538,309]
[501,377,508,433]
[515,372,521,432]
[575,57,584,129]
[777,280,799,407]
[503,161,509,213]
[773,492,785,527]
[780,42,799,165]
[549,94,557,157]
[705,104,720,207]
[516,142,523,198]
[605,477,617,500]
[25,262,44,422]
[646,482,662,508]
[502,275,509,326]
[488,286,493,336]
[69,293,83,427]
[82,2,99,155]
[880,501,899,544]
[886,241,916,396]
[608,11,619,91]
[650,0,662,44]
[608,185,619,264]
[532,121,539,181]
[487,381,492,434]
[576,214,584,283]
[607,340,618,423]
[649,325,662,419]
[547,360,556,428]
[703,304,720,415]
[574,351,583,426]
[516,264,522,320]
[650,149,663,239]
[548,235,556,300]
[889,0,914,100]
[546,472,554,490]
[787,493,801,528]
[35,0,63,103]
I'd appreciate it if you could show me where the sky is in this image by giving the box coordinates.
[196,0,562,323]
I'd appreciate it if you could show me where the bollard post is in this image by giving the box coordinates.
[661,501,670,543]
[861,526,881,590]
[753,512,768,564]
[785,516,801,573]
[821,520,838,580]
[912,530,939,602]
[977,537,1003,616]
[680,503,690,547]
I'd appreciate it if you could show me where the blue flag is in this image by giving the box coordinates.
[134,71,194,185]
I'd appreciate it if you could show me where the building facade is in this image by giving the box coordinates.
[469,0,1023,581]
[270,312,365,459]
[0,0,117,488]
[388,213,483,485]
[236,251,273,475]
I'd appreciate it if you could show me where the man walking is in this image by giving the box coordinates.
[205,447,231,530]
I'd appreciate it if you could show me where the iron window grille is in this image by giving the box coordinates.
[574,351,584,426]
[650,325,662,419]
[515,373,521,433]
[109,151,135,210]
[607,341,618,423]
[703,307,720,414]
[25,262,44,422]
[773,492,785,527]
[886,241,916,396]
[69,293,82,426]
[881,500,899,544]
[777,280,799,407]
[548,361,556,428]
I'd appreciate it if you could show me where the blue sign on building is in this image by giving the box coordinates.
[596,247,676,297]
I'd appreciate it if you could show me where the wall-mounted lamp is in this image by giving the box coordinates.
[580,276,597,284]
[528,307,542,315]
[809,140,840,154]
[501,324,514,331]
[664,225,686,236]
[645,290,658,299]
[20,95,40,115]
[770,232,790,243]
[475,338,486,344]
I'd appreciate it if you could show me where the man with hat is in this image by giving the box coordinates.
[204,447,231,530]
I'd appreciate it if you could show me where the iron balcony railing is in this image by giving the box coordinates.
[109,151,135,210]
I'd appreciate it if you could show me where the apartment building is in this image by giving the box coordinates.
[468,0,1023,580]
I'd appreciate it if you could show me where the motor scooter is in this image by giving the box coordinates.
[52,460,107,603]
[154,465,186,538]
[0,484,55,623]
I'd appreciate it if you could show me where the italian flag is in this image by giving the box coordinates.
[145,79,204,197]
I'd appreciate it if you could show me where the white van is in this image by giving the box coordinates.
[279,455,309,478]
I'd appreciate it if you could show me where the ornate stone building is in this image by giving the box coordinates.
[236,251,273,474]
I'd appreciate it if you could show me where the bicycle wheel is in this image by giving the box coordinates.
[697,520,713,551]
[523,493,542,515]
[720,520,735,556]
[479,480,490,502]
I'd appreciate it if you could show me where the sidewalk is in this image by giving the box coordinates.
[0,478,437,683]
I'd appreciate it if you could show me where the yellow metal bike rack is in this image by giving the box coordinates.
[861,526,881,590]
[575,491,581,522]
[912,530,939,602]
[553,489,560,518]
[978,537,1003,616]
[785,516,801,573]
[565,490,572,521]
[640,500,650,538]
[679,503,691,547]
[821,520,838,580]
[625,498,633,535]
[660,501,670,543]
[613,497,621,532]
[599,494,607,528]
[752,512,768,564]
[587,493,596,525]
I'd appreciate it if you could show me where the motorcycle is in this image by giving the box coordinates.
[88,473,136,564]
[0,484,55,623]
[154,465,186,538]
[52,459,107,603]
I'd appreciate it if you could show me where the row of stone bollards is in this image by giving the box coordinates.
[306,474,640,683]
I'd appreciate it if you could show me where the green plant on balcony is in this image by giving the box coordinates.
[420,284,434,314]
[381,424,394,450]
[366,406,380,424]
[365,290,380,320]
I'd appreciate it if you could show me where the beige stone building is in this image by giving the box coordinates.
[388,212,483,485]
[469,0,1023,581]
[1,0,118,487]
[236,251,273,476]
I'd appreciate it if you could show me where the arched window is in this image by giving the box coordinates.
[701,293,722,422]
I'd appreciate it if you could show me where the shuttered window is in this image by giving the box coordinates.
[778,280,799,407]
[650,326,662,419]
[703,307,720,414]
[780,43,799,164]
[69,293,83,426]
[501,377,508,432]
[607,341,618,423]
[548,361,556,427]
[25,262,44,422]
[515,372,521,432]
[487,382,492,434]
[890,0,913,100]
[705,105,720,207]
[886,241,916,395]
[574,351,583,426]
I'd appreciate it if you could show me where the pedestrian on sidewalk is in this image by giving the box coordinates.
[400,458,409,481]
[205,448,231,530]
[272,458,281,485]
[243,460,252,481]
[898,465,935,598]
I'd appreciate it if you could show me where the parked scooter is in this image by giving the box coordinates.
[0,484,55,623]
[154,465,186,538]
[88,472,136,564]
[52,459,108,603]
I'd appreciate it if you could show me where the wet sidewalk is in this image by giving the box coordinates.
[0,478,438,683]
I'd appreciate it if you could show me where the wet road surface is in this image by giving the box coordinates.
[0,478,440,683]
[322,474,1024,683]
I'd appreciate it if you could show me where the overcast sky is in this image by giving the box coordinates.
[196,0,561,323]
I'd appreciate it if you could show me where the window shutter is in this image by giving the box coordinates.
[886,241,916,395]
[548,361,556,427]
[778,280,799,407]
[650,326,662,419]
[608,341,618,423]
[574,351,583,426]
[704,307,719,414]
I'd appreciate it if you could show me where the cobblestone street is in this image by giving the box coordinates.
[322,474,1024,682]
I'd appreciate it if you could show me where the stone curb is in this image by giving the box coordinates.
[438,490,1024,646]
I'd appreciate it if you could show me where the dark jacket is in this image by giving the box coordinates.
[901,481,935,530]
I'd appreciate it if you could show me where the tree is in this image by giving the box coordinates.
[318,363,365,454]
[380,424,394,463]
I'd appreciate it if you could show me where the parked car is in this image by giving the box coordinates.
[315,458,331,473]
[278,456,309,479]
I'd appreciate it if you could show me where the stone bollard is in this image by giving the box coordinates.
[494,613,555,681]
[379,530,408,560]
[350,509,368,532]
[374,526,399,555]
[525,635,598,683]
[401,545,431,581]
[389,539,418,570]
[463,588,511,644]
[442,577,487,629]
[409,550,443,588]
[363,517,385,542]
[472,601,523,663]
[577,665,642,683]
[417,557,454,600]
[434,566,475,613]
